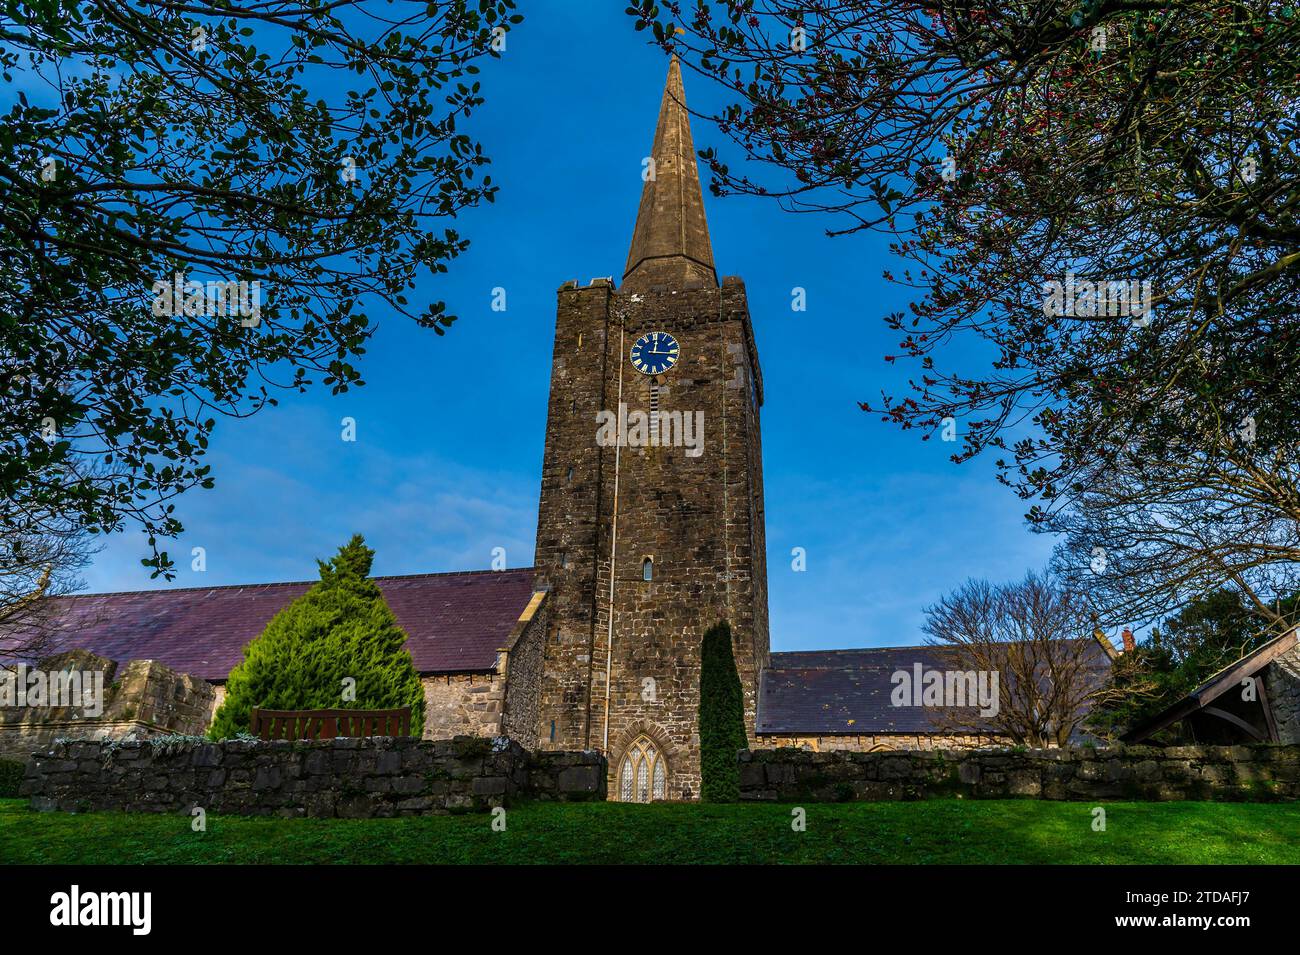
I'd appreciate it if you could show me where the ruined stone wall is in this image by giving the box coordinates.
[739,744,1300,802]
[534,279,767,802]
[22,736,606,817]
[753,733,1004,753]
[0,651,216,760]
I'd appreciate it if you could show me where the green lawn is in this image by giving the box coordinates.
[2,797,1297,864]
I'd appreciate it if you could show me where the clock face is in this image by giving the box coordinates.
[630,331,680,376]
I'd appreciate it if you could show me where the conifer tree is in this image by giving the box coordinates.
[209,535,425,739]
[698,620,748,802]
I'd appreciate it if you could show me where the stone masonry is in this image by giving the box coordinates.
[753,733,1001,753]
[1263,643,1300,744]
[22,736,606,817]
[532,57,768,801]
[419,587,547,748]
[0,650,216,760]
[739,744,1300,802]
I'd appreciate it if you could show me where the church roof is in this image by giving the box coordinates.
[26,568,542,682]
[757,645,1112,737]
[622,56,718,291]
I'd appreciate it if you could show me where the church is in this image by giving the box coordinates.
[12,58,1015,800]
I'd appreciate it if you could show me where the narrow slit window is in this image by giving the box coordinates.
[566,466,574,483]
[642,557,653,581]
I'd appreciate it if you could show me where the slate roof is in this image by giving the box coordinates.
[757,644,1112,736]
[21,568,541,682]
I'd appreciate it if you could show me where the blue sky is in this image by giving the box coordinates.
[80,3,1055,650]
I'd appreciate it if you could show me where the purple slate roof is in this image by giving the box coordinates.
[757,644,1111,736]
[28,568,541,682]
[758,647,968,736]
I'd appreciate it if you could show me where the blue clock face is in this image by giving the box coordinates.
[630,331,680,376]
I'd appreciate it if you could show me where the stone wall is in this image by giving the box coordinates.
[21,736,606,817]
[754,733,1003,753]
[738,744,1300,802]
[421,674,507,741]
[0,651,216,761]
[499,592,547,749]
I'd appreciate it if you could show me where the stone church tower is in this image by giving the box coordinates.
[533,57,769,800]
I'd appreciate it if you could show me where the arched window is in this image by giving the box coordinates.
[642,557,653,581]
[618,736,668,803]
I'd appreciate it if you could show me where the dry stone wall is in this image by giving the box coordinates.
[21,736,605,816]
[739,744,1300,802]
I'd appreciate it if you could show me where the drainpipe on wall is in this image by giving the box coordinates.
[602,321,625,753]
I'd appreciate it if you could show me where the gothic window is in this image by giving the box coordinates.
[618,736,668,803]
[642,557,653,581]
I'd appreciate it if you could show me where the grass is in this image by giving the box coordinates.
[3,798,1300,864]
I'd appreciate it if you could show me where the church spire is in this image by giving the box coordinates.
[622,55,718,291]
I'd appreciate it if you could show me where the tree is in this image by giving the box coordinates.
[0,504,95,664]
[208,535,425,739]
[698,620,748,802]
[1087,588,1278,740]
[631,2,1300,550]
[1048,435,1300,632]
[922,570,1105,746]
[1,0,519,575]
